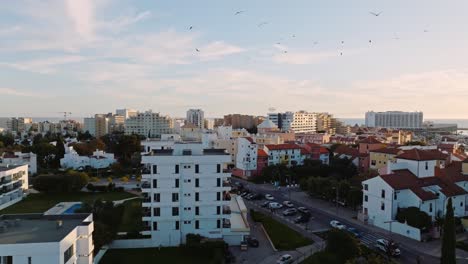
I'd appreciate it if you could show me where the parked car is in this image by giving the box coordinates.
[330,220,346,230]
[245,193,255,200]
[261,201,270,207]
[375,239,401,257]
[346,227,362,238]
[297,207,311,216]
[277,254,293,264]
[282,201,294,208]
[265,194,274,200]
[282,208,298,216]
[246,236,259,247]
[241,191,250,197]
[294,214,310,223]
[268,202,283,209]
[250,193,262,200]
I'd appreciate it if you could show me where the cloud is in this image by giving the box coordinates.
[100,11,152,33]
[273,50,338,65]
[0,26,21,35]
[0,88,50,98]
[65,0,96,40]
[0,55,87,74]
[197,41,245,61]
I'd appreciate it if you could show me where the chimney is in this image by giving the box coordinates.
[56,220,63,229]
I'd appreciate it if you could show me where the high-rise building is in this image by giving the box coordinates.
[268,111,318,133]
[94,114,109,138]
[83,117,96,136]
[223,114,262,130]
[365,111,423,129]
[140,143,249,246]
[0,164,29,210]
[125,110,174,138]
[186,109,205,129]
[108,115,125,133]
[6,117,32,133]
[116,108,137,119]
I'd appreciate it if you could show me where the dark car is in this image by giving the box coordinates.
[282,208,298,216]
[246,236,259,247]
[297,207,311,216]
[294,214,310,223]
[346,227,362,238]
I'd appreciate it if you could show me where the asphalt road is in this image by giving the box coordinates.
[232,178,439,264]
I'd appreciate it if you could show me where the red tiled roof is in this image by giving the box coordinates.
[370,147,401,155]
[257,149,268,157]
[243,137,254,143]
[265,144,302,151]
[395,149,448,161]
[319,147,329,155]
[306,143,321,148]
[359,137,382,144]
[300,148,311,155]
[2,153,18,158]
[334,145,359,157]
[380,169,467,200]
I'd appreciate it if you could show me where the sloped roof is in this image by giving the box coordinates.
[370,147,401,155]
[257,149,268,157]
[257,119,278,129]
[395,149,448,161]
[265,144,302,151]
[359,137,383,144]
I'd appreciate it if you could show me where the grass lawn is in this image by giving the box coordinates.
[100,247,222,264]
[0,191,137,214]
[118,198,143,232]
[251,210,312,250]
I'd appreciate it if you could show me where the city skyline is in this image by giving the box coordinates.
[1,0,468,118]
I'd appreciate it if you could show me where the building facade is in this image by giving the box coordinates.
[0,152,37,175]
[0,165,28,211]
[365,111,423,129]
[186,109,205,129]
[140,143,249,246]
[125,111,174,138]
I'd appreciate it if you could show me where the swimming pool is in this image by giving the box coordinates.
[62,203,82,214]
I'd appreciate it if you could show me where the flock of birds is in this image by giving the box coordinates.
[189,10,429,57]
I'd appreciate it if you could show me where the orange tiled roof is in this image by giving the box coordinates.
[395,149,448,161]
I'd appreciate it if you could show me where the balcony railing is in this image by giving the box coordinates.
[142,225,151,231]
[223,219,231,228]
[223,193,231,201]
[142,197,151,203]
[141,182,151,189]
[0,184,21,195]
[0,179,12,185]
[141,167,151,174]
[222,206,231,215]
[142,210,151,217]
[222,181,230,187]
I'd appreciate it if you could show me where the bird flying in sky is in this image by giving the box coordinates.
[369,11,382,16]
[235,11,245,15]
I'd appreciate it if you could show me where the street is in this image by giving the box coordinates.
[232,178,441,264]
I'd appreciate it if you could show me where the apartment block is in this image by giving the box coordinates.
[125,111,174,138]
[0,165,28,211]
[365,111,423,129]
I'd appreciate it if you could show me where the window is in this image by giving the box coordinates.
[195,164,199,173]
[371,160,376,166]
[217,164,221,173]
[429,203,433,213]
[195,178,199,187]
[217,178,221,187]
[217,192,221,201]
[364,195,368,202]
[217,206,221,215]
[195,206,199,215]
[175,179,179,188]
[381,202,385,211]
[153,207,160,217]
[153,221,158,231]
[28,257,32,264]
[195,220,200,229]
[381,190,385,198]
[154,193,160,202]
[394,193,397,200]
[64,244,74,263]
[425,162,428,170]
[175,164,179,174]
[217,219,221,228]
[364,184,368,191]
[195,192,199,201]
[461,202,464,207]
[175,221,179,230]
[172,193,179,202]
[152,165,157,174]
[152,179,157,188]
[172,207,179,216]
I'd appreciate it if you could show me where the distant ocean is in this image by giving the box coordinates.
[339,118,468,129]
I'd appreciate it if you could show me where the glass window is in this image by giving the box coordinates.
[217,164,221,173]
[195,164,199,173]
[64,244,74,263]
[172,207,179,216]
[153,222,158,231]
[153,193,160,202]
[153,208,160,217]
[172,193,179,202]
[175,165,179,174]
[152,179,157,188]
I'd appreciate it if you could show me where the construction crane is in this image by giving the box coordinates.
[58,112,72,120]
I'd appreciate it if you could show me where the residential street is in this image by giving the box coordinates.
[232,178,468,264]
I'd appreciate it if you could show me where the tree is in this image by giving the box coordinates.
[441,198,456,264]
[395,207,432,230]
[326,229,361,262]
[33,171,89,193]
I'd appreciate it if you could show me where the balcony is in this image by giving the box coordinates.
[222,206,231,215]
[223,169,231,173]
[223,192,231,201]
[142,222,151,231]
[142,196,151,203]
[222,180,230,187]
[142,210,151,217]
[0,179,12,185]
[141,167,151,174]
[141,182,151,189]
[223,219,231,228]
[0,183,21,195]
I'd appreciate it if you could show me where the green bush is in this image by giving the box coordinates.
[396,207,432,230]
[33,171,89,193]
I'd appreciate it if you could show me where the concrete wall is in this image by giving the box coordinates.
[108,239,154,249]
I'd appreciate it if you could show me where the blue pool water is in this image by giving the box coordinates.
[62,203,82,214]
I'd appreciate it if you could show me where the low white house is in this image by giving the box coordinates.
[265,144,303,167]
[0,152,37,175]
[0,164,28,211]
[60,147,116,170]
[0,213,94,264]
[361,149,468,240]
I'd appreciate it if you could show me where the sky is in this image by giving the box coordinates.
[1,0,468,119]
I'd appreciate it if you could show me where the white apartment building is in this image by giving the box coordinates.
[0,165,28,211]
[365,111,423,129]
[0,152,37,175]
[186,109,205,129]
[116,108,137,119]
[125,111,174,138]
[361,149,468,240]
[235,137,258,177]
[0,213,94,264]
[268,111,318,133]
[140,143,249,246]
[60,147,116,170]
[265,144,303,167]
